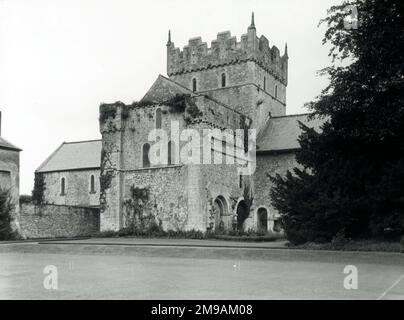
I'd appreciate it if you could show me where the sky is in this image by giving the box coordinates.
[0,0,342,194]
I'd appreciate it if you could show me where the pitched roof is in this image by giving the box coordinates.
[257,114,327,153]
[36,140,102,173]
[142,74,194,103]
[0,136,22,151]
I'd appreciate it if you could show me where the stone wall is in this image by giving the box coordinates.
[121,165,191,231]
[170,60,287,132]
[202,83,286,133]
[18,203,100,239]
[171,61,286,105]
[200,162,242,230]
[42,169,100,207]
[254,152,299,218]
[99,96,247,231]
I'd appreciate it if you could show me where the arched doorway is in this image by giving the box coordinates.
[236,200,249,231]
[257,207,268,233]
[272,219,282,233]
[213,196,227,231]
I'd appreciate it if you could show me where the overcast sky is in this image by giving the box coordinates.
[0,0,342,194]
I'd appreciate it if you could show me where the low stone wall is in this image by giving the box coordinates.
[18,203,100,239]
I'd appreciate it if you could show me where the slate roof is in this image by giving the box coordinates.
[142,74,194,103]
[0,136,22,151]
[36,140,102,173]
[257,114,327,153]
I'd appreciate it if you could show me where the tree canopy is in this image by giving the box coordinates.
[270,0,404,244]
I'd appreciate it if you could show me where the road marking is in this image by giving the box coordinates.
[377,274,404,300]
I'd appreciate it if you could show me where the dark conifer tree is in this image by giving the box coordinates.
[270,0,404,244]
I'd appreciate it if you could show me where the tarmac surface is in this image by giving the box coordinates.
[0,238,403,300]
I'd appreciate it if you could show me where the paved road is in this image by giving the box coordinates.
[0,240,403,300]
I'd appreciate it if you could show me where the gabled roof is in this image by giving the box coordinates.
[0,137,22,152]
[257,114,327,153]
[142,74,194,103]
[36,139,102,173]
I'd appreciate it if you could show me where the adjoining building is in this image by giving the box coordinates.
[0,112,22,214]
[36,140,101,208]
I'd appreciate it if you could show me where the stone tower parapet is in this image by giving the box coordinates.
[167,13,288,85]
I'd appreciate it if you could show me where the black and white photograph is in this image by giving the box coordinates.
[0,0,403,308]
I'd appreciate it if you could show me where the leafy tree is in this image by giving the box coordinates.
[0,188,15,240]
[270,0,404,244]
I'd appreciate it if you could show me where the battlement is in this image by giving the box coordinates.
[167,14,288,85]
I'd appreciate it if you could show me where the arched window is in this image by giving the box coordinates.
[61,177,66,195]
[263,77,266,91]
[211,137,215,164]
[90,174,95,193]
[155,108,162,129]
[192,78,197,92]
[221,73,226,88]
[275,85,278,99]
[168,141,175,165]
[142,143,150,168]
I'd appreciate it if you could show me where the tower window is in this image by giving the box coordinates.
[168,141,175,165]
[90,174,96,193]
[192,78,197,92]
[264,77,266,91]
[142,143,150,168]
[221,73,226,88]
[60,177,66,196]
[155,108,162,129]
[275,85,278,99]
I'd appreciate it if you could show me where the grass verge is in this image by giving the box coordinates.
[293,239,403,253]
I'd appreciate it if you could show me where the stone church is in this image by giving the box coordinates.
[37,14,324,234]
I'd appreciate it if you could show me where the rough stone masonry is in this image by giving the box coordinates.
[35,13,325,235]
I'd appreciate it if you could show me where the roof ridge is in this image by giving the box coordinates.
[36,142,65,172]
[158,74,195,94]
[64,139,102,144]
[0,136,22,151]
[36,139,102,173]
[270,113,311,119]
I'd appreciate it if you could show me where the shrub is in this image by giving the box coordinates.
[0,188,17,240]
[32,172,46,205]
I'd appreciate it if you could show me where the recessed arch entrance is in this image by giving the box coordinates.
[213,195,228,231]
[257,207,268,233]
[236,200,249,231]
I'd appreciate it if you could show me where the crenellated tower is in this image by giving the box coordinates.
[166,13,289,131]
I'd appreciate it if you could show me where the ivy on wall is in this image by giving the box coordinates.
[99,94,203,127]
[123,185,152,230]
[99,149,114,213]
[99,103,120,123]
[242,178,254,212]
[32,173,46,206]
